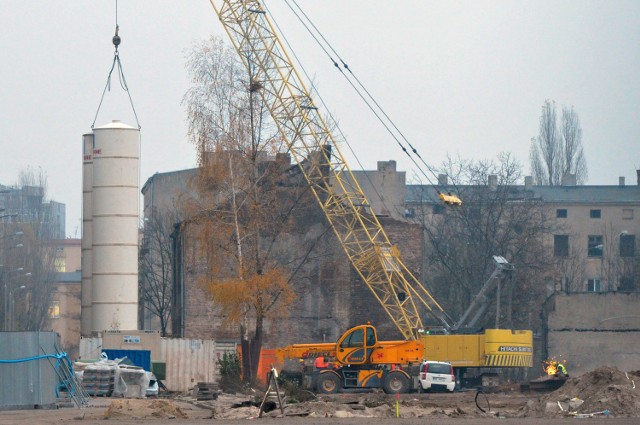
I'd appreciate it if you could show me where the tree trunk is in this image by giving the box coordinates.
[238,319,264,386]
[249,316,264,385]
[240,323,251,384]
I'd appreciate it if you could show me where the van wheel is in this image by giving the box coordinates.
[383,371,410,394]
[316,373,341,394]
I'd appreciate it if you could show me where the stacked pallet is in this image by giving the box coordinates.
[194,382,220,401]
[82,364,117,396]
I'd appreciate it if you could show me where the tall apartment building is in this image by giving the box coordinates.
[0,184,65,239]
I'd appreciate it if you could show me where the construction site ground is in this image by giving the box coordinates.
[0,366,638,424]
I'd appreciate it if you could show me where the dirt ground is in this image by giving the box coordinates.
[1,366,638,425]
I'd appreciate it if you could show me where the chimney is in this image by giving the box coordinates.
[488,174,498,190]
[637,169,640,186]
[561,173,577,186]
[377,160,396,172]
[619,176,625,187]
[438,174,448,186]
[525,176,533,190]
[275,153,291,166]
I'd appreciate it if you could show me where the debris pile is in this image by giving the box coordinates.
[519,366,640,418]
[204,391,502,419]
[103,399,188,420]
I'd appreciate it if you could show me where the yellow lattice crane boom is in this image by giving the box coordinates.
[209,0,454,339]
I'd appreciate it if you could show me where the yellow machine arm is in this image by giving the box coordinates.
[439,192,462,206]
[209,0,454,339]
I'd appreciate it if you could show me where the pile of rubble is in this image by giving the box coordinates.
[519,366,640,418]
[192,390,523,419]
[103,399,188,420]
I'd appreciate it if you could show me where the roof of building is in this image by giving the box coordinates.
[529,185,640,203]
[141,168,198,194]
[405,184,640,205]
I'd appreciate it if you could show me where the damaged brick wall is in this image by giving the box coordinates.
[179,205,427,347]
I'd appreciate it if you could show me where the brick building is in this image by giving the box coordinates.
[142,157,428,346]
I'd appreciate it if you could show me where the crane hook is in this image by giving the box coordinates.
[112,25,121,49]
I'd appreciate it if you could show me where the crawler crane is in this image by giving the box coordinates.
[208,0,532,392]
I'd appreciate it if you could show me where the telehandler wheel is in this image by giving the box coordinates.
[383,371,411,394]
[316,372,341,394]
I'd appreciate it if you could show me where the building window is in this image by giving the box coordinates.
[404,208,416,218]
[587,279,601,292]
[556,209,567,218]
[48,301,60,319]
[561,277,571,293]
[588,235,603,257]
[619,277,635,292]
[622,209,633,220]
[590,209,601,219]
[620,234,636,257]
[54,257,66,272]
[554,235,569,257]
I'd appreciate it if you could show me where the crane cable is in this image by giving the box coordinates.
[90,0,143,234]
[267,5,420,215]
[282,0,460,205]
[91,0,141,130]
[284,0,436,183]
[263,3,390,211]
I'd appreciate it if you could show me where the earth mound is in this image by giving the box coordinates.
[104,399,188,419]
[519,366,640,418]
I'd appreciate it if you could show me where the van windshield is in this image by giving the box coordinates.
[427,363,451,374]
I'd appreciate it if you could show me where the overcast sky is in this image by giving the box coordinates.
[1,1,638,238]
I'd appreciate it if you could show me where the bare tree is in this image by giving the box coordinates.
[20,224,57,331]
[183,36,316,384]
[555,236,587,293]
[530,101,560,186]
[560,106,588,183]
[415,153,556,331]
[529,100,588,185]
[139,211,175,336]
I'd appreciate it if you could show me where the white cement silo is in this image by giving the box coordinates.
[81,133,94,336]
[91,120,139,332]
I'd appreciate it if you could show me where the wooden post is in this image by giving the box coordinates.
[258,366,285,418]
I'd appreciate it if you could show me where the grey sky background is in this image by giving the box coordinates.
[1,1,638,238]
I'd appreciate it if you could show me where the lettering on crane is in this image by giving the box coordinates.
[498,346,532,353]
[301,351,332,359]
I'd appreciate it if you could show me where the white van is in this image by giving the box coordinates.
[418,360,455,392]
